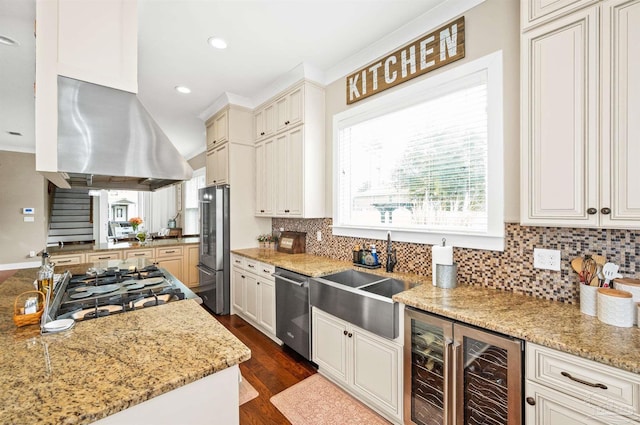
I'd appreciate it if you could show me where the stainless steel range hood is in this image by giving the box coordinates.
[45,76,193,191]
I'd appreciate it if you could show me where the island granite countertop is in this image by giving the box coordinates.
[0,267,250,425]
[233,248,640,375]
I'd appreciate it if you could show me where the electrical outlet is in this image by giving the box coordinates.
[316,231,322,241]
[29,251,36,258]
[533,248,561,271]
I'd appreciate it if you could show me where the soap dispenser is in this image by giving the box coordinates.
[371,244,379,266]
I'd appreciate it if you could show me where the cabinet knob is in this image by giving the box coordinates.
[260,209,265,213]
[343,330,348,336]
[601,207,611,215]
[348,333,353,338]
[241,275,245,278]
[284,209,290,213]
[526,397,536,406]
[285,120,290,125]
[587,208,598,215]
[260,132,265,136]
[257,282,260,285]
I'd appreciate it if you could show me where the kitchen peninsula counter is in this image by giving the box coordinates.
[233,248,640,375]
[0,268,250,425]
[46,236,199,256]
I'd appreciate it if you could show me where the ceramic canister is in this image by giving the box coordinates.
[597,288,634,328]
[613,278,640,324]
[579,284,598,316]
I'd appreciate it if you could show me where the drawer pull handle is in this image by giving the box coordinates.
[560,371,608,390]
[263,269,270,273]
[165,250,176,254]
[248,264,255,268]
[134,253,145,256]
[98,256,110,260]
[58,259,71,263]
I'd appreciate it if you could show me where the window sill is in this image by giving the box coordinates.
[331,225,504,252]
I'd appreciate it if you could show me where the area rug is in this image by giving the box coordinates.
[270,374,390,424]
[239,376,259,406]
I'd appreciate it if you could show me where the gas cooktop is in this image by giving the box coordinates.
[51,264,192,322]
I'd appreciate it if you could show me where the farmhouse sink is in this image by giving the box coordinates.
[309,269,409,340]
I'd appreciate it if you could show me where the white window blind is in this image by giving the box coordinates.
[333,52,504,250]
[183,168,206,235]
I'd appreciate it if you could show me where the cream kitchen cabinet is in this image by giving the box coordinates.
[154,246,183,281]
[123,248,154,260]
[521,0,640,229]
[37,0,138,94]
[205,143,229,186]
[254,103,276,141]
[253,81,325,218]
[255,138,275,216]
[230,256,277,340]
[525,343,640,424]
[275,85,303,132]
[50,253,86,267]
[312,307,402,423]
[206,109,229,151]
[520,0,598,30]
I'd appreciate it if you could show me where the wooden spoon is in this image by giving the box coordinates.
[570,257,583,274]
[592,254,606,266]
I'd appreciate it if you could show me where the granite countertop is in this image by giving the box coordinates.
[47,237,199,256]
[233,248,640,375]
[0,268,250,425]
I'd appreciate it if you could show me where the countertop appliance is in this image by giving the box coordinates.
[47,264,200,322]
[274,267,311,360]
[277,231,306,254]
[197,185,230,314]
[404,307,523,425]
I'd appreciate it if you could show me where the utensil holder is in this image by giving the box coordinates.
[579,284,598,316]
[13,290,45,327]
[597,288,634,328]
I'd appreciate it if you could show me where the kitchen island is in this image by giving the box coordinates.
[46,237,200,256]
[0,266,250,425]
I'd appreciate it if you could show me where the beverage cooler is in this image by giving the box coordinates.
[404,307,523,425]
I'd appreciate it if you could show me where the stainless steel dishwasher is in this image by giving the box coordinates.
[273,267,311,360]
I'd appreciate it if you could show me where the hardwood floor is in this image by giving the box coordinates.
[213,312,317,425]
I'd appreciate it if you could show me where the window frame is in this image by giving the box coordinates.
[332,51,504,251]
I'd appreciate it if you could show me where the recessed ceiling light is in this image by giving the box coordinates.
[175,86,191,94]
[0,35,19,46]
[207,37,227,50]
[7,131,22,136]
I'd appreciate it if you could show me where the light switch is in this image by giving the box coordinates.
[23,207,34,214]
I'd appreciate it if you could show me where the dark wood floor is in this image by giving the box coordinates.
[213,312,317,425]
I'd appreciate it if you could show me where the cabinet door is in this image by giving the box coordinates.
[285,127,304,216]
[287,86,304,127]
[156,256,183,281]
[312,308,349,385]
[275,96,289,132]
[255,138,275,216]
[184,245,199,288]
[254,108,265,140]
[231,267,245,313]
[214,143,229,185]
[264,104,276,138]
[521,7,599,227]
[86,251,122,262]
[275,133,289,215]
[258,277,276,335]
[124,249,154,260]
[521,0,598,31]
[214,110,228,143]
[244,273,259,323]
[206,122,216,151]
[525,381,621,425]
[352,328,401,419]
[601,0,640,227]
[205,150,216,186]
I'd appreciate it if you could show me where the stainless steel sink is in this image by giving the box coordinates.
[310,269,410,340]
[359,278,411,299]
[318,269,387,287]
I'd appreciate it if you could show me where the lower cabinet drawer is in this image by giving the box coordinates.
[527,343,640,419]
[86,251,122,262]
[155,247,183,258]
[257,262,275,280]
[50,253,85,266]
[124,249,154,259]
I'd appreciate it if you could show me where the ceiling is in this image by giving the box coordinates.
[0,0,451,160]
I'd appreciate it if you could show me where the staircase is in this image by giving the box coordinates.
[47,188,94,246]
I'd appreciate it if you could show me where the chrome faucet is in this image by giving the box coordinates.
[386,231,397,273]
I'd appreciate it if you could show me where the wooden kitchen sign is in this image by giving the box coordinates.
[346,16,465,104]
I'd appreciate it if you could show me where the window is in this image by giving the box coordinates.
[183,167,206,235]
[333,52,504,251]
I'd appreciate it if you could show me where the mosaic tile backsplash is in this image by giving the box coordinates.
[272,218,640,304]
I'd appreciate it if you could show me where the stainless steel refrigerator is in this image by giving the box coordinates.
[197,184,230,314]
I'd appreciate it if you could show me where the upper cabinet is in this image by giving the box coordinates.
[207,109,229,151]
[254,81,325,218]
[520,0,640,229]
[38,0,138,93]
[520,0,599,30]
